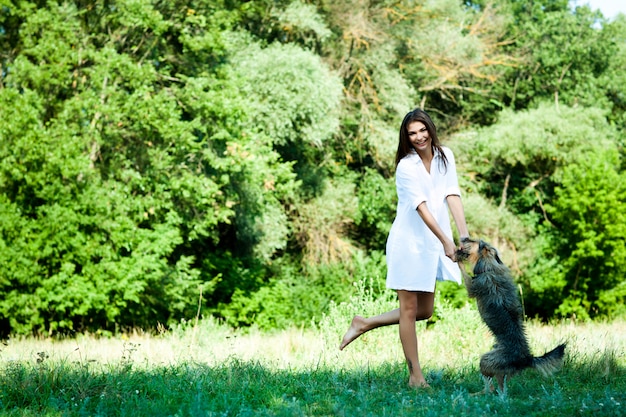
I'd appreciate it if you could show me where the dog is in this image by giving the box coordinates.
[456,237,566,395]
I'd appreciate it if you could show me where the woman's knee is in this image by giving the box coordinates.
[415,308,433,321]
[400,302,418,318]
[398,294,418,317]
[415,292,434,320]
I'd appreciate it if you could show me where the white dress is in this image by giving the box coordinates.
[385,146,462,291]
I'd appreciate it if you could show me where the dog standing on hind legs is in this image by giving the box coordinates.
[456,237,566,395]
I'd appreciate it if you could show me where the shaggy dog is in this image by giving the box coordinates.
[456,238,566,395]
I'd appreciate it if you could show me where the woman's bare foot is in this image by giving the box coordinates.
[339,316,367,350]
[409,378,431,389]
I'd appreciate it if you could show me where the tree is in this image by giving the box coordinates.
[0,0,349,335]
[543,150,626,319]
[499,1,616,112]
[454,103,625,319]
[0,1,236,334]
[2,0,625,335]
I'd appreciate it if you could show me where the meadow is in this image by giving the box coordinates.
[0,282,624,417]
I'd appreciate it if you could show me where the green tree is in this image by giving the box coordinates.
[542,150,626,319]
[2,0,625,334]
[498,1,617,112]
[353,168,396,252]
[601,15,626,136]
[0,2,236,334]
[0,0,348,335]
[455,103,624,319]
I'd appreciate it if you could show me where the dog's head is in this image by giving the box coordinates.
[456,237,503,275]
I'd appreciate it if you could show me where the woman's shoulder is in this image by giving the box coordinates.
[396,152,420,176]
[398,151,419,165]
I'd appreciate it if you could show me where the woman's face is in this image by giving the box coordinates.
[407,121,431,153]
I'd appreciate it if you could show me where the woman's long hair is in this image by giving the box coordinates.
[395,108,448,172]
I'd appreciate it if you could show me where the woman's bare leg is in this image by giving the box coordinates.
[398,290,434,388]
[339,290,435,351]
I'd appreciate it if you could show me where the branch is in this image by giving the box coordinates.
[499,173,510,209]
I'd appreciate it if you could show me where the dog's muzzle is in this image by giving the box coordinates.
[455,248,470,261]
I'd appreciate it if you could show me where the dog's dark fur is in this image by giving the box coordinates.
[456,238,566,394]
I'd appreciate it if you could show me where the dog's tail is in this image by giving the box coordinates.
[532,343,566,376]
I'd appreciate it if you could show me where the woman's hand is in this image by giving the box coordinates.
[458,235,470,250]
[443,238,457,262]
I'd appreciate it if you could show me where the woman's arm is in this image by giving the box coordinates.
[446,194,469,239]
[416,202,457,261]
[440,148,468,240]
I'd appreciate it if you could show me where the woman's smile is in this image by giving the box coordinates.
[407,121,431,151]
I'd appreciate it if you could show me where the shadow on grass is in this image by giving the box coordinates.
[0,356,623,417]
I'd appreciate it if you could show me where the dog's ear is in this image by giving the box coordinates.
[494,250,503,265]
[478,240,491,257]
[479,240,503,264]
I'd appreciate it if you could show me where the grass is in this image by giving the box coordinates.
[0,283,624,416]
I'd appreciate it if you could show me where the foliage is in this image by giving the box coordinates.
[0,2,233,335]
[601,16,626,140]
[0,0,343,335]
[454,103,625,319]
[219,250,387,329]
[353,168,397,251]
[455,103,617,222]
[0,0,625,335]
[500,2,616,111]
[542,149,626,319]
[291,175,360,265]
[395,0,516,129]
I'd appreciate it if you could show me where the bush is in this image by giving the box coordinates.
[220,251,387,330]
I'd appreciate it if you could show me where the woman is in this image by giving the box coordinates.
[340,108,469,388]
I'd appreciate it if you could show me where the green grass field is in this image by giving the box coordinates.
[1,285,624,416]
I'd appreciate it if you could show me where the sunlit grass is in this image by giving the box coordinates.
[1,282,624,416]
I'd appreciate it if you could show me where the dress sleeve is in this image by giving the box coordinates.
[443,148,462,198]
[396,158,428,210]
